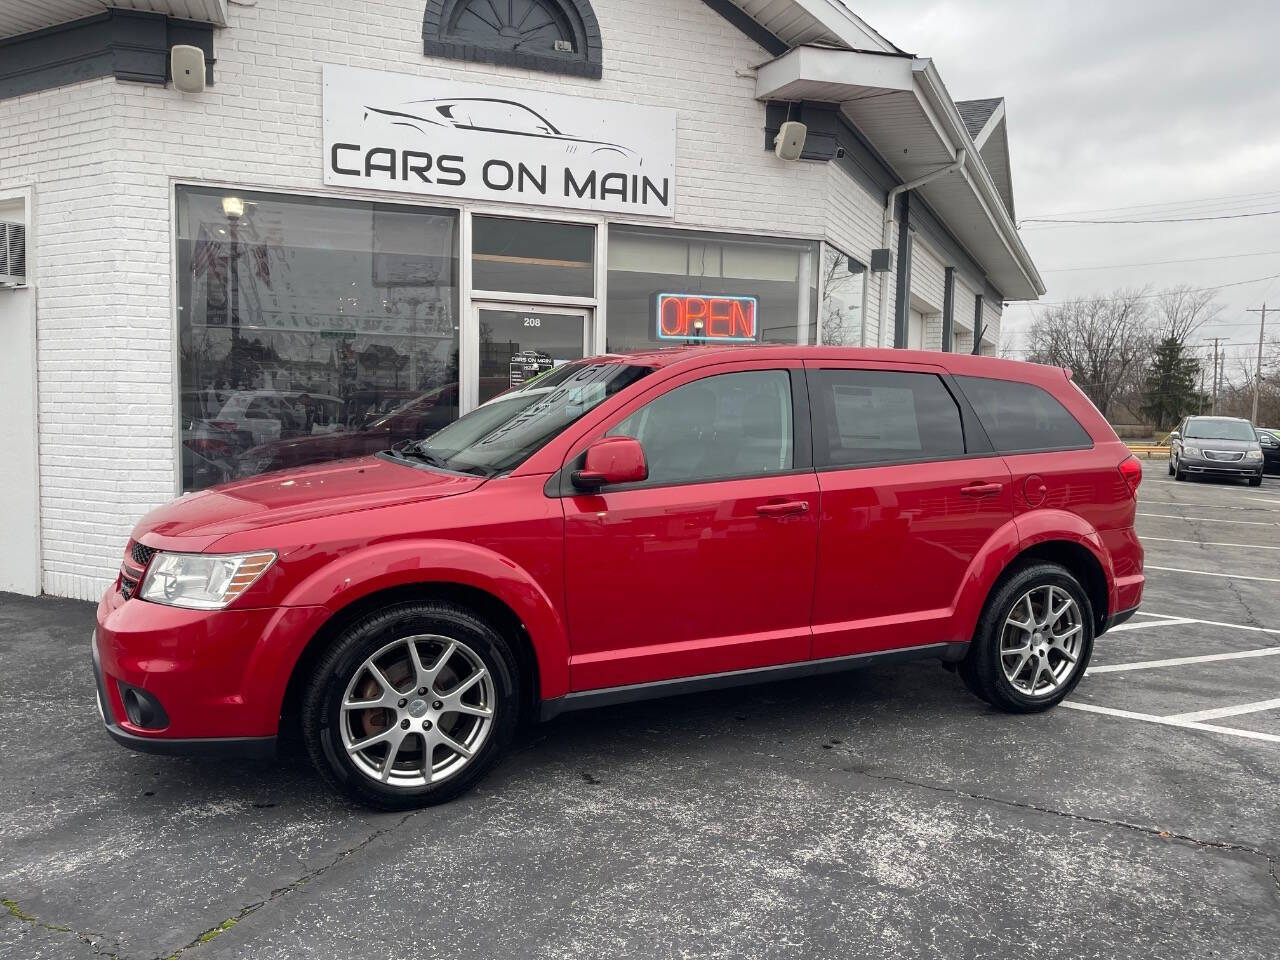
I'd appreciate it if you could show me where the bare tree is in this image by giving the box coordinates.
[1026,288,1152,417]
[1154,284,1222,344]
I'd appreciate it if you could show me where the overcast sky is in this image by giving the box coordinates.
[854,0,1280,373]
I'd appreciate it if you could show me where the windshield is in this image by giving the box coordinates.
[1185,419,1256,442]
[395,361,651,476]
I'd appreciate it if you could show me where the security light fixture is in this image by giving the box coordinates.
[221,196,245,220]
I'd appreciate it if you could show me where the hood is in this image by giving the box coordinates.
[136,456,483,542]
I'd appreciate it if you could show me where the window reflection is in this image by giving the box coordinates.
[176,187,460,490]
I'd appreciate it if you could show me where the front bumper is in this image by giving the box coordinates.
[1179,456,1262,479]
[93,581,330,750]
[91,630,276,758]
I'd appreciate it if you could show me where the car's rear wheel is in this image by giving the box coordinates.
[302,602,520,810]
[959,563,1093,713]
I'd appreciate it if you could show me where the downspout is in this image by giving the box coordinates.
[877,148,966,347]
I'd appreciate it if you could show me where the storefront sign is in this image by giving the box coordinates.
[323,65,677,216]
[656,294,758,342]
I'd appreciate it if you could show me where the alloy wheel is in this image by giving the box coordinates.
[999,585,1084,697]
[339,634,495,787]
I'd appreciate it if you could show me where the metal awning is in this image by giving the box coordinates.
[0,0,227,39]
[755,45,1045,301]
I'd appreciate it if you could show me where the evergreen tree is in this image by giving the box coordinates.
[1140,337,1201,429]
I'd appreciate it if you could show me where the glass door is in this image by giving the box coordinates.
[473,303,592,405]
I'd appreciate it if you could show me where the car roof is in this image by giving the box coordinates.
[1187,415,1248,422]
[601,344,1071,383]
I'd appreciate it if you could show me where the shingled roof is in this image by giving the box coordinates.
[955,97,1004,140]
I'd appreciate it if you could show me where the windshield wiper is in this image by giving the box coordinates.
[389,439,452,470]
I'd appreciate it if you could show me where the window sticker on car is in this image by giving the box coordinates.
[831,384,922,451]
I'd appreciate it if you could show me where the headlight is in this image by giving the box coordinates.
[1182,445,1201,458]
[139,551,276,609]
[1244,449,1263,461]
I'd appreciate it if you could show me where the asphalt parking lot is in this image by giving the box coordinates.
[2,459,1278,960]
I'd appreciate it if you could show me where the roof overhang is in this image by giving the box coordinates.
[755,46,1045,301]
[0,0,227,40]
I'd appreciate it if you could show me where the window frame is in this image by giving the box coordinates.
[422,0,604,79]
[953,374,1095,456]
[804,360,995,472]
[545,359,814,496]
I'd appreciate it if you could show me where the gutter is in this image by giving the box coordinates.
[912,58,1045,299]
[876,149,966,347]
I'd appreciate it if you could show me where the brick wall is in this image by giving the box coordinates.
[0,0,843,598]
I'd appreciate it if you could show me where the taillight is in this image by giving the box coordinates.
[1118,455,1142,498]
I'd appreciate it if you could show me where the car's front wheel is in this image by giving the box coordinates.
[302,602,520,810]
[959,563,1094,712]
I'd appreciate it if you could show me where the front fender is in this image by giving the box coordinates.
[248,539,571,723]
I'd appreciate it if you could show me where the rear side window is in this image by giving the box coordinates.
[957,375,1092,453]
[812,369,965,467]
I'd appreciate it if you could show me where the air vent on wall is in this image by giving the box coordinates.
[0,221,26,286]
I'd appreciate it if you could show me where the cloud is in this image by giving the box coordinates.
[853,0,1280,357]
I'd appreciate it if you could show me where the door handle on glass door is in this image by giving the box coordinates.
[756,500,809,517]
[960,482,1003,497]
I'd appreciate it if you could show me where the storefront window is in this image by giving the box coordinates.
[176,187,459,491]
[819,244,866,347]
[472,216,594,297]
[605,225,818,352]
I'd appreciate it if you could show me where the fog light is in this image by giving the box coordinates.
[117,682,170,730]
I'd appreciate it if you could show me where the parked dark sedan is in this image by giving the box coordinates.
[1257,427,1280,475]
[1168,416,1265,486]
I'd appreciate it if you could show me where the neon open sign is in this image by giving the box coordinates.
[656,294,759,342]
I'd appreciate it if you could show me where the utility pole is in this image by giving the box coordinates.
[1245,304,1268,424]
[1205,337,1227,414]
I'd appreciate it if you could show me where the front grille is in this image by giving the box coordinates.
[130,541,158,567]
[120,576,138,600]
[1205,450,1243,462]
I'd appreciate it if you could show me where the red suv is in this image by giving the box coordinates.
[93,348,1145,809]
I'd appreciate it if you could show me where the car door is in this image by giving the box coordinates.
[562,360,819,691]
[806,360,1014,659]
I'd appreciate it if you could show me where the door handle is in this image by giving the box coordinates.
[960,482,1003,497]
[756,500,809,517]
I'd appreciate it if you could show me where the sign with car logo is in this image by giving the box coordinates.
[323,65,677,216]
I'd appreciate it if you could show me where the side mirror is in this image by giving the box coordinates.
[572,436,648,490]
[1168,431,1179,441]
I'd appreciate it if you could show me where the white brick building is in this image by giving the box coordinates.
[0,0,1043,600]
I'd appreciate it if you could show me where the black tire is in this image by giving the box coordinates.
[1167,458,1174,477]
[1174,457,1187,481]
[960,562,1094,713]
[1248,473,1263,487]
[302,602,521,810]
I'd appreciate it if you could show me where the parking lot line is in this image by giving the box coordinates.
[1137,512,1278,526]
[1127,611,1280,635]
[1163,698,1280,723]
[1106,617,1194,633]
[1139,499,1278,512]
[1245,496,1280,506]
[1141,536,1280,551]
[1143,564,1280,583]
[1061,701,1280,745]
[1088,647,1280,673]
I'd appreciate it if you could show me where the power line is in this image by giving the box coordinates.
[1040,249,1280,273]
[1022,209,1280,226]
[1016,272,1280,307]
[1021,189,1280,219]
